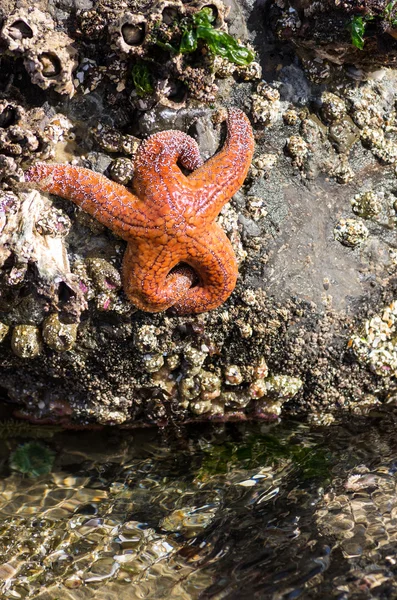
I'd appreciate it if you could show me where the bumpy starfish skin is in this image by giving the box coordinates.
[25,108,254,314]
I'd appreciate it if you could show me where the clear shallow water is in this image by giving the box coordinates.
[0,409,397,599]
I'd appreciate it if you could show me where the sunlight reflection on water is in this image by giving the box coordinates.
[0,410,397,599]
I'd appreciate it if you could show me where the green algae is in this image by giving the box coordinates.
[180,8,254,66]
[349,15,366,50]
[9,441,55,477]
[131,63,154,97]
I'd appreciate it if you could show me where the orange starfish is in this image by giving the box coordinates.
[25,108,254,314]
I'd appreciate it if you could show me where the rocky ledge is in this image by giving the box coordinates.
[1,0,397,428]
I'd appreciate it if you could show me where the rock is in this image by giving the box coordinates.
[1,0,397,428]
[270,0,397,72]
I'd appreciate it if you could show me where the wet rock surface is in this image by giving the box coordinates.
[0,0,397,426]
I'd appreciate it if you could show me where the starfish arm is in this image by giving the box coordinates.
[171,226,238,315]
[133,130,203,214]
[122,241,194,312]
[186,108,254,220]
[25,163,151,238]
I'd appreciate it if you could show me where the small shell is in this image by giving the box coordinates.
[224,364,243,385]
[142,353,164,373]
[0,323,9,343]
[42,313,78,352]
[11,324,43,358]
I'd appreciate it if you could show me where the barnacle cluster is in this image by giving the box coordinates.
[0,189,85,357]
[285,135,308,169]
[333,218,369,248]
[333,181,396,250]
[76,0,259,107]
[351,190,382,219]
[283,109,299,126]
[251,82,281,127]
[280,101,358,183]
[0,101,76,189]
[91,124,140,156]
[361,127,397,164]
[331,78,397,170]
[73,257,131,314]
[131,327,302,421]
[0,103,44,181]
[281,77,397,185]
[320,92,347,124]
[245,195,268,221]
[0,1,258,109]
[350,300,397,377]
[1,7,77,96]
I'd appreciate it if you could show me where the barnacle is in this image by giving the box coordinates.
[77,0,255,108]
[1,7,77,96]
[350,300,397,377]
[42,313,78,352]
[333,218,369,247]
[0,101,54,166]
[251,82,281,126]
[109,12,148,57]
[351,191,382,219]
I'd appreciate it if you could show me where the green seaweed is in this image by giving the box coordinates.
[180,8,254,66]
[349,3,397,50]
[349,15,366,50]
[385,0,397,26]
[131,63,154,97]
[155,39,178,54]
[10,441,55,478]
[385,0,397,18]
